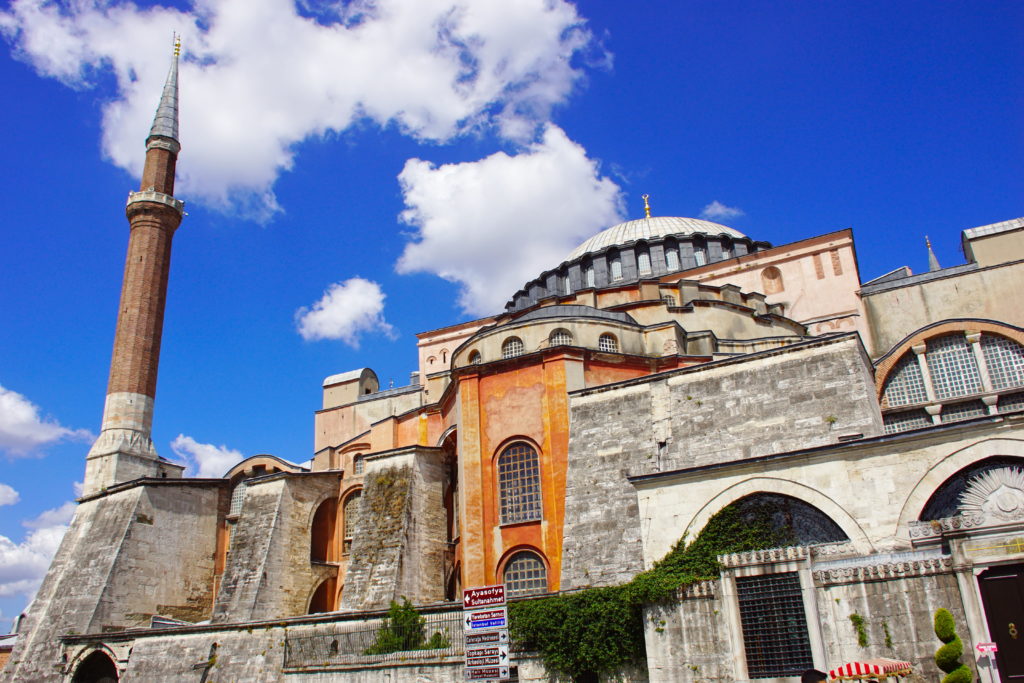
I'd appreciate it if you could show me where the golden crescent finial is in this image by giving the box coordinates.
[925,235,932,248]
[642,194,651,218]
[173,32,181,57]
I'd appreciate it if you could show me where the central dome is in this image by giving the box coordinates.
[566,216,747,261]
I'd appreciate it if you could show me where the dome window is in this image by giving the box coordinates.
[665,247,680,271]
[609,250,622,281]
[468,350,482,364]
[598,333,619,353]
[550,329,573,347]
[637,250,652,275]
[502,337,525,359]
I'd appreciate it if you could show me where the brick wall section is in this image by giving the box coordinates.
[2,482,221,682]
[560,335,884,589]
[213,473,340,623]
[140,146,176,194]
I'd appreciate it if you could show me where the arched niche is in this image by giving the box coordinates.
[72,649,119,683]
[916,455,1024,520]
[310,497,338,563]
[308,576,337,614]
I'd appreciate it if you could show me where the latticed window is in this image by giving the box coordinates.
[941,400,987,423]
[353,455,364,475]
[1000,392,1024,414]
[562,275,572,295]
[882,353,928,407]
[926,334,982,400]
[736,573,814,678]
[694,247,707,266]
[982,334,1024,390]
[584,265,595,288]
[229,482,247,517]
[637,250,651,275]
[549,329,572,347]
[343,491,361,540]
[498,443,542,524]
[665,248,680,271]
[502,337,524,359]
[610,255,622,280]
[468,350,481,364]
[883,409,932,434]
[503,551,547,596]
[598,333,618,353]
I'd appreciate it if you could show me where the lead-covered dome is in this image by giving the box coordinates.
[566,216,747,261]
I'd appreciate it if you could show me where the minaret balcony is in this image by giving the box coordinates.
[126,190,185,216]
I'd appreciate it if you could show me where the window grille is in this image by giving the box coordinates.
[353,455,364,475]
[343,491,361,540]
[549,329,572,347]
[665,248,680,271]
[940,400,987,423]
[637,251,651,275]
[982,334,1024,391]
[468,350,481,364]
[882,354,928,407]
[503,551,547,596]
[502,337,525,359]
[662,295,676,306]
[736,573,814,678]
[610,257,622,280]
[883,409,932,434]
[498,443,542,524]
[598,334,618,353]
[229,482,246,516]
[999,392,1024,414]
[926,334,982,400]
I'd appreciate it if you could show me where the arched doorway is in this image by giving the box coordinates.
[72,650,118,683]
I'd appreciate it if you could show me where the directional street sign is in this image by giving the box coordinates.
[465,665,510,681]
[976,642,998,653]
[464,606,508,631]
[466,629,509,646]
[466,644,510,669]
[464,584,506,609]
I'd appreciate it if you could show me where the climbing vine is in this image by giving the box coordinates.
[363,598,451,655]
[508,503,788,680]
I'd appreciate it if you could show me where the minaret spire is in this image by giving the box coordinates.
[926,235,941,272]
[84,39,186,495]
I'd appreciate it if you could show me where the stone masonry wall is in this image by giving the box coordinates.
[561,335,883,589]
[214,472,340,622]
[3,481,221,682]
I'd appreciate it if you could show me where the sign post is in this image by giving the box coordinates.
[463,584,511,681]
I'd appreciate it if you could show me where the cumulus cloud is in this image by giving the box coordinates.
[396,124,622,315]
[1,0,597,218]
[170,434,244,478]
[0,484,19,506]
[295,277,395,347]
[0,501,76,599]
[0,384,93,457]
[699,200,744,221]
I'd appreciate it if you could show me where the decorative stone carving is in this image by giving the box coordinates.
[958,466,1024,523]
[718,545,808,568]
[813,556,953,586]
[677,580,717,600]
[908,513,986,539]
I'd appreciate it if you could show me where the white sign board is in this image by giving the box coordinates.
[466,629,509,646]
[464,606,508,632]
[465,665,510,681]
[466,644,510,669]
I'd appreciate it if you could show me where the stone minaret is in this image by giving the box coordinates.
[83,41,185,495]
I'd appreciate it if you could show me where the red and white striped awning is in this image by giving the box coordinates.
[829,658,914,680]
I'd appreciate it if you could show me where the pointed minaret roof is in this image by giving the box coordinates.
[148,36,180,143]
[926,235,941,272]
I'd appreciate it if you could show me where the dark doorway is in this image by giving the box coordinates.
[72,650,119,683]
[978,563,1024,680]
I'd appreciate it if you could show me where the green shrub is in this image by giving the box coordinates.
[933,608,971,683]
[363,598,451,655]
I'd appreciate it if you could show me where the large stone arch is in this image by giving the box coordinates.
[683,476,873,554]
[896,437,1024,532]
[70,646,119,683]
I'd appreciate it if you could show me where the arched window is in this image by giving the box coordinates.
[598,333,618,353]
[609,250,622,281]
[441,349,448,363]
[562,273,572,295]
[584,262,595,288]
[882,354,928,407]
[694,241,708,267]
[982,334,1024,390]
[503,551,548,597]
[502,337,525,359]
[761,266,784,294]
[468,350,481,364]
[427,356,436,366]
[549,329,573,347]
[352,455,364,475]
[498,442,542,524]
[72,650,119,683]
[926,334,982,399]
[637,249,652,275]
[721,241,733,260]
[343,490,361,554]
[919,456,1024,520]
[228,481,247,517]
[665,246,680,271]
[310,498,337,563]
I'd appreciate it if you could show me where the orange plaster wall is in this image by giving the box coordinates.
[584,360,653,388]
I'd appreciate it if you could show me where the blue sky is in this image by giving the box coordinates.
[0,0,1020,629]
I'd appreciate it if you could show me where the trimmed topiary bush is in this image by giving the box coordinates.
[933,608,972,683]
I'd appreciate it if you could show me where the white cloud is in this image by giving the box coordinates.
[699,200,744,221]
[396,124,623,315]
[170,434,244,478]
[0,501,75,599]
[0,384,93,457]
[1,0,597,218]
[0,484,19,506]
[295,277,395,347]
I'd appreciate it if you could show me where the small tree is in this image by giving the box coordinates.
[933,608,971,683]
[363,598,450,655]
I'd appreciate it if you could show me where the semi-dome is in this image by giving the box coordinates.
[567,216,747,261]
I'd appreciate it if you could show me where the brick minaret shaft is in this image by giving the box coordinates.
[84,45,185,495]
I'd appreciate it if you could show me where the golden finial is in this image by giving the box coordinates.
[925,235,932,248]
[173,32,181,57]
[642,194,651,218]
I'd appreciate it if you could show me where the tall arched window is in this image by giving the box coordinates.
[549,328,573,347]
[926,334,982,399]
[352,455,364,475]
[502,337,525,359]
[502,551,548,596]
[665,245,680,271]
[637,249,652,275]
[694,239,708,266]
[761,266,784,294]
[609,250,622,280]
[308,577,337,614]
[584,262,595,288]
[599,333,618,353]
[981,334,1024,390]
[343,490,361,554]
[498,442,542,524]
